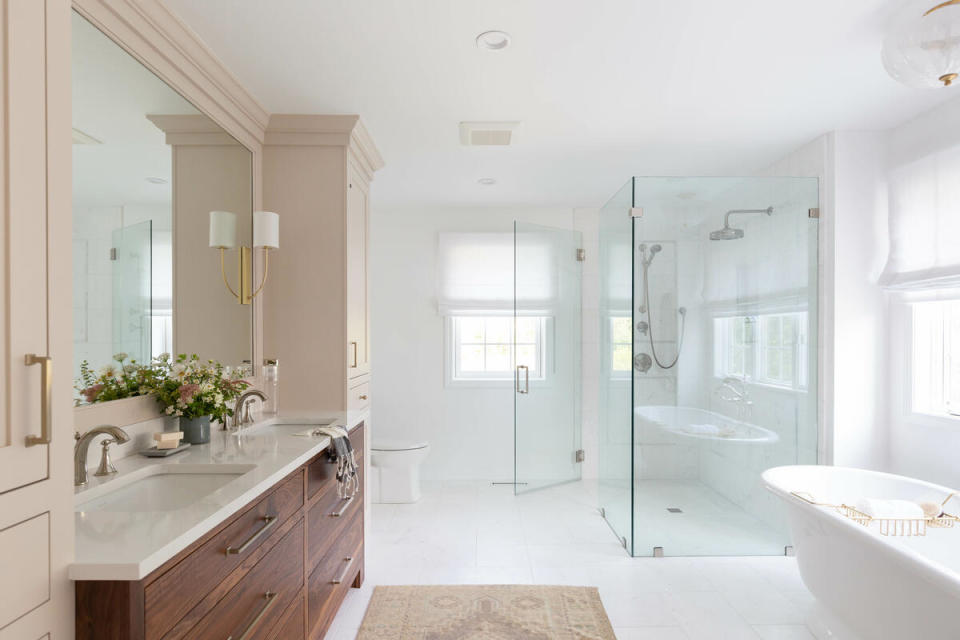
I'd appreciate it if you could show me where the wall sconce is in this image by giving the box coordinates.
[209,210,280,305]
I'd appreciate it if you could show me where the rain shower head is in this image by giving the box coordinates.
[709,207,773,241]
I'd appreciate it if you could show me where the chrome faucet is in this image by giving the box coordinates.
[74,425,130,486]
[231,389,268,431]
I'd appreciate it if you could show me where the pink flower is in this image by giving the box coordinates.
[178,383,200,403]
[82,384,104,403]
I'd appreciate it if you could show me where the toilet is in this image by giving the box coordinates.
[369,439,430,503]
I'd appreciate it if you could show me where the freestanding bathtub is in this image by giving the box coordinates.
[763,465,960,640]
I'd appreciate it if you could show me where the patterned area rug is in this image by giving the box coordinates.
[356,585,617,639]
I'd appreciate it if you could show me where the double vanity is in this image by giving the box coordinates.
[73,415,366,640]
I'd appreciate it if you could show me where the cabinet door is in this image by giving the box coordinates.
[0,1,73,638]
[346,167,370,378]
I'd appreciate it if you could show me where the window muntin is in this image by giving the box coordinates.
[714,312,807,390]
[452,315,545,381]
[610,316,633,376]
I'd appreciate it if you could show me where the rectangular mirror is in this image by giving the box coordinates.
[72,11,254,404]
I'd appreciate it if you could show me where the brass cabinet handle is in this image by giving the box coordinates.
[329,496,354,518]
[330,557,354,584]
[25,354,52,446]
[359,394,368,400]
[516,365,529,395]
[225,515,277,555]
[350,341,358,368]
[227,591,277,640]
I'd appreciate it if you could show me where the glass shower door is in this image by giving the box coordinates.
[514,221,582,494]
[111,220,152,364]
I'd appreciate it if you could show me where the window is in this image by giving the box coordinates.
[609,316,632,376]
[911,300,960,418]
[714,312,808,390]
[451,315,546,382]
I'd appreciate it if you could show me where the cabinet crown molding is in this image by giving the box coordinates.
[265,114,384,177]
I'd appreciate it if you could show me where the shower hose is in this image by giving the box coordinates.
[642,262,686,369]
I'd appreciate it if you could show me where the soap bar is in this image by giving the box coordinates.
[154,431,184,450]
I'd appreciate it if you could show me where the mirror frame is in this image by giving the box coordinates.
[72,0,268,428]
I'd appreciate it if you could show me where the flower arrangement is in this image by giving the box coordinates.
[75,353,250,425]
[149,353,249,424]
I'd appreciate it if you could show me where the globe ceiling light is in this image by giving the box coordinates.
[882,0,960,88]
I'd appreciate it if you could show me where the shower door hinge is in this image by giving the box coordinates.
[109,247,118,261]
[808,207,820,219]
[576,248,585,262]
[629,207,643,218]
[575,449,585,463]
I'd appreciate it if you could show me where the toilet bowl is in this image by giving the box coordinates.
[369,439,429,503]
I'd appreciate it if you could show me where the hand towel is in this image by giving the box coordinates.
[314,425,360,499]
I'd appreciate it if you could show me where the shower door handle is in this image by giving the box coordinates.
[516,365,529,394]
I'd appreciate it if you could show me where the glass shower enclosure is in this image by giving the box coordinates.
[599,177,819,556]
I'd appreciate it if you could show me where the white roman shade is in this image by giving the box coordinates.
[881,145,960,290]
[436,231,557,315]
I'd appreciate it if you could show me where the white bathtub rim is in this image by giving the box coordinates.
[762,464,960,597]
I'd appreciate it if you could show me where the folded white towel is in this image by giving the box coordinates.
[854,498,924,520]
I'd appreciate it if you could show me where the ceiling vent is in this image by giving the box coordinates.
[459,121,520,146]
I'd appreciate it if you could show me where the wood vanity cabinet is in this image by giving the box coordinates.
[76,423,365,640]
[262,115,382,416]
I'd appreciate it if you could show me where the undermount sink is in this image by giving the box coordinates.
[75,464,256,513]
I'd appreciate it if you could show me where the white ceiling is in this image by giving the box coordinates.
[164,0,958,208]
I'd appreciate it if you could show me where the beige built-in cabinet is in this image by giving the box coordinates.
[0,1,74,638]
[263,115,382,415]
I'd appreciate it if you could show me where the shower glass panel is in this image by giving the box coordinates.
[600,176,819,557]
[111,220,153,364]
[598,181,635,553]
[514,221,583,494]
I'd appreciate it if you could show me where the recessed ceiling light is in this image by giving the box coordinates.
[478,178,497,186]
[476,30,511,51]
[145,177,169,184]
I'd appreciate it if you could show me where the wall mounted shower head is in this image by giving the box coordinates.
[709,207,773,241]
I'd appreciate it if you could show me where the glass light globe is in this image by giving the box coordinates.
[882,0,960,88]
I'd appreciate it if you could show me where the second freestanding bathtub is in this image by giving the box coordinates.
[763,465,960,640]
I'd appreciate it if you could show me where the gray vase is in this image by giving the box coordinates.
[180,415,211,444]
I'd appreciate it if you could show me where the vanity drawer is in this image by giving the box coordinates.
[185,517,304,640]
[307,512,363,638]
[307,479,363,570]
[269,590,305,639]
[348,381,370,410]
[145,471,304,640]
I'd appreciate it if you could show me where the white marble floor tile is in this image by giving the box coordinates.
[329,480,822,640]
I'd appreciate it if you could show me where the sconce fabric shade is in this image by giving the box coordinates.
[209,210,237,249]
[253,211,280,249]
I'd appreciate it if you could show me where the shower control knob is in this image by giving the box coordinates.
[634,353,653,373]
[636,321,649,335]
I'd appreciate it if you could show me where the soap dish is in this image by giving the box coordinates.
[139,442,191,457]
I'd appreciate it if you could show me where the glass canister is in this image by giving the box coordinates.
[263,358,279,415]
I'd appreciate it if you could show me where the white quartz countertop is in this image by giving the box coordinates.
[70,412,366,581]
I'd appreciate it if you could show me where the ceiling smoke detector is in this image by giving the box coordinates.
[459,121,521,146]
[475,30,511,51]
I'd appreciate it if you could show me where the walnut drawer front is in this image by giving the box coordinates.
[307,478,363,570]
[307,511,363,638]
[182,517,305,640]
[145,471,304,640]
[269,591,305,639]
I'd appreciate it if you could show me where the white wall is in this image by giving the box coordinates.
[370,206,595,483]
[886,95,960,487]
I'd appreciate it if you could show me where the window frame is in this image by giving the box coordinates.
[607,315,633,380]
[907,298,960,424]
[713,311,808,392]
[444,314,552,387]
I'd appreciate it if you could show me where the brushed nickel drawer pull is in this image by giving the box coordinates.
[227,591,277,640]
[225,515,277,555]
[329,495,354,517]
[330,557,354,584]
[24,354,52,446]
